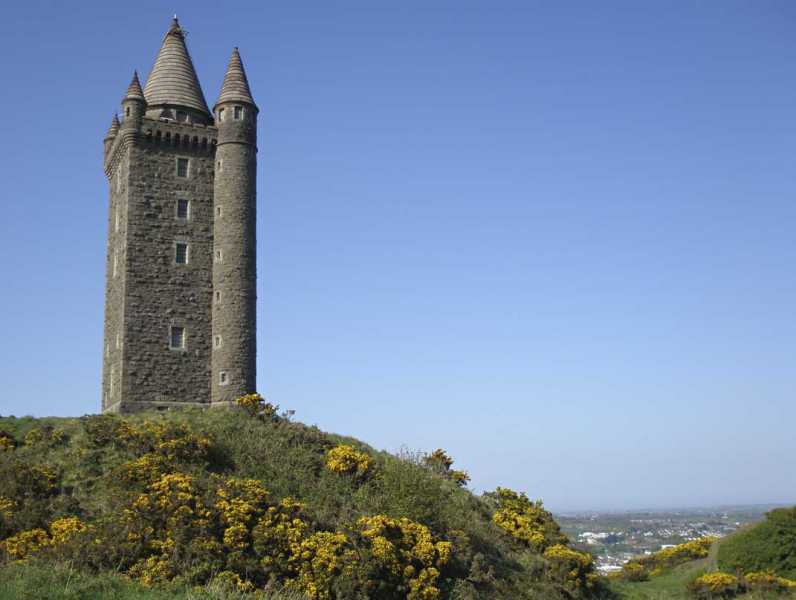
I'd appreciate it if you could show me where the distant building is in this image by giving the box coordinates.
[101,18,259,412]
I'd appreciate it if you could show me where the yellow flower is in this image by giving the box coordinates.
[325,444,371,476]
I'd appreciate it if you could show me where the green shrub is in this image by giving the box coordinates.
[718,507,796,579]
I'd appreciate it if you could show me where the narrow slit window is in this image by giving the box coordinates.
[215,290,221,303]
[176,158,189,178]
[216,206,222,217]
[112,252,118,277]
[214,335,222,348]
[176,198,190,220]
[215,249,223,263]
[170,326,185,350]
[219,371,229,385]
[217,159,223,172]
[114,206,119,232]
[175,242,189,264]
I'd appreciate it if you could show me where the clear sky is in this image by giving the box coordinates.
[0,1,794,512]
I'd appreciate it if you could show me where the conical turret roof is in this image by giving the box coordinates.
[215,47,257,110]
[125,71,144,101]
[143,17,210,115]
[105,114,120,139]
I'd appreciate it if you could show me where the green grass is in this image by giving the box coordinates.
[610,558,711,600]
[0,560,306,599]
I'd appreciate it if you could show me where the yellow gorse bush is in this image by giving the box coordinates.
[357,514,452,600]
[291,531,356,600]
[744,571,796,591]
[618,536,716,581]
[491,487,566,550]
[325,444,371,477]
[24,426,65,448]
[0,497,14,520]
[0,431,16,451]
[423,449,470,487]
[544,544,599,594]
[236,393,279,420]
[1,528,51,560]
[690,572,739,597]
[49,516,88,545]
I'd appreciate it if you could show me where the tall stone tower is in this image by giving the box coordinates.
[101,18,258,413]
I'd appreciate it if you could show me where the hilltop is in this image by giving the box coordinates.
[0,398,613,600]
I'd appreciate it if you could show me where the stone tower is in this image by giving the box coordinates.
[101,18,258,413]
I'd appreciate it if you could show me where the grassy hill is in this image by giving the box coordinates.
[608,514,796,600]
[0,401,613,600]
[717,507,796,580]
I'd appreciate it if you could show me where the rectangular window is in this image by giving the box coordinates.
[176,158,189,178]
[234,106,243,120]
[170,326,185,350]
[216,206,222,217]
[218,108,225,122]
[219,371,229,385]
[176,198,190,220]
[175,242,189,264]
[214,335,222,348]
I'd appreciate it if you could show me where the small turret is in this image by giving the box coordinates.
[121,71,146,128]
[103,114,120,156]
[214,47,258,137]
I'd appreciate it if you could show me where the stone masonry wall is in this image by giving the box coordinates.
[101,151,129,412]
[116,118,217,410]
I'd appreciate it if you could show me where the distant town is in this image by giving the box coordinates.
[555,504,788,572]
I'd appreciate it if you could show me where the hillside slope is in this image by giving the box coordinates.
[0,403,612,600]
[717,507,796,580]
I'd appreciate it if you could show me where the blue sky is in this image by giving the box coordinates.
[0,1,794,512]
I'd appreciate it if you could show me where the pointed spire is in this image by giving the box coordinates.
[215,47,257,110]
[143,17,210,115]
[124,71,144,101]
[106,114,120,139]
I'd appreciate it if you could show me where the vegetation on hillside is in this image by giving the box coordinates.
[0,397,612,600]
[717,507,796,580]
[610,519,796,600]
